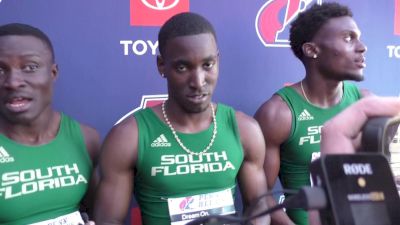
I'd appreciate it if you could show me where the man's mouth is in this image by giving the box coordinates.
[5,97,32,113]
[355,56,366,68]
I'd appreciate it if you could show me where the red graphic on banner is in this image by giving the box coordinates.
[395,0,400,35]
[116,94,168,124]
[130,0,189,26]
[255,0,322,47]
[130,207,142,225]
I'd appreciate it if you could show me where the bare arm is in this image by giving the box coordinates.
[235,111,270,225]
[94,116,138,225]
[360,88,374,98]
[80,124,101,217]
[321,96,400,155]
[254,95,295,225]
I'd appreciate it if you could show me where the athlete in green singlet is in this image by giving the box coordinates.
[94,13,270,225]
[254,3,371,225]
[0,23,100,225]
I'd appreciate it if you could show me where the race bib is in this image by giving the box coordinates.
[167,188,236,225]
[29,211,84,225]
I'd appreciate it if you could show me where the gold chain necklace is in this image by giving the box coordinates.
[300,80,312,104]
[161,101,217,155]
[301,80,343,105]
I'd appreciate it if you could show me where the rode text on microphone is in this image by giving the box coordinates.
[310,154,400,225]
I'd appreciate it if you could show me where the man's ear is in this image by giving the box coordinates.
[157,55,165,78]
[51,63,59,80]
[302,42,319,59]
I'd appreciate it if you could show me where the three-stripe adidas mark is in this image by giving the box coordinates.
[151,134,172,148]
[0,146,14,163]
[298,109,314,121]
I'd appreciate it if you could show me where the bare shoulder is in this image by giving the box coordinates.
[107,115,138,139]
[80,123,101,163]
[234,110,265,159]
[254,94,292,138]
[255,94,291,124]
[100,115,139,168]
[103,115,138,151]
[235,110,260,133]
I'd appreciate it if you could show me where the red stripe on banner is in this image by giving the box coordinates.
[395,0,400,35]
[131,207,142,225]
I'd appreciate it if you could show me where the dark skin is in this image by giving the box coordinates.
[0,35,100,219]
[322,97,400,155]
[255,16,369,225]
[94,33,270,225]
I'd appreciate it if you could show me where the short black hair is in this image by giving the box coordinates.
[0,23,55,62]
[158,12,217,56]
[289,2,353,60]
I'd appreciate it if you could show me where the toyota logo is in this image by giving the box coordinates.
[141,0,180,10]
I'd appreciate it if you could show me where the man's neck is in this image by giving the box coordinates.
[0,110,60,145]
[300,77,344,108]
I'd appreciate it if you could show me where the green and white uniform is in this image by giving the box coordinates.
[0,114,92,225]
[134,104,244,225]
[277,82,361,225]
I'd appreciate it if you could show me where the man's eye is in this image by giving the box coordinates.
[22,64,39,72]
[344,34,359,43]
[204,62,215,69]
[344,36,352,42]
[176,65,187,72]
[0,68,5,75]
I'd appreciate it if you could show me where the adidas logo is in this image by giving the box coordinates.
[151,134,172,148]
[0,146,14,163]
[298,109,314,121]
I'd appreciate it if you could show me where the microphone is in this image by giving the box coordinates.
[186,187,327,225]
[361,116,400,154]
[283,186,326,210]
[310,154,400,225]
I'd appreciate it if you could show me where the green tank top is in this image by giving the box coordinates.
[277,82,361,225]
[134,103,244,225]
[0,113,92,225]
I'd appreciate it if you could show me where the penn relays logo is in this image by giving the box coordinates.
[115,94,168,125]
[130,0,189,26]
[255,0,322,47]
[395,0,400,35]
[179,197,194,210]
